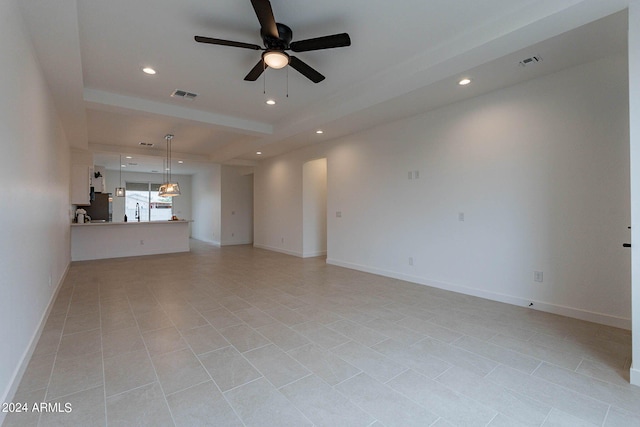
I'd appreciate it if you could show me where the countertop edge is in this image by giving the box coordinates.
[71,220,193,227]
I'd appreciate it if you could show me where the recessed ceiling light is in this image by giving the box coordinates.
[316,130,324,134]
[266,99,276,105]
[256,151,262,155]
[125,156,132,159]
[142,67,156,75]
[458,78,471,86]
[178,160,184,164]
[121,164,126,168]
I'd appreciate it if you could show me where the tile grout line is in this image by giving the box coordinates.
[128,288,178,427]
[150,285,251,427]
[495,364,617,423]
[99,286,108,427]
[37,281,74,427]
[484,412,499,427]
[601,404,612,427]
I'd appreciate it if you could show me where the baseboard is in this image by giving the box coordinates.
[630,365,640,388]
[0,262,69,425]
[302,250,327,258]
[220,240,253,247]
[253,243,303,258]
[191,237,220,247]
[326,258,631,330]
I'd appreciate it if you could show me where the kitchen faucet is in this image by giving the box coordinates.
[135,203,140,222]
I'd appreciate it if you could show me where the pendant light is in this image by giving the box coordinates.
[115,155,126,197]
[159,134,181,197]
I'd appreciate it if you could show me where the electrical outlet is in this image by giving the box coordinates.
[408,257,414,266]
[534,271,543,283]
[281,237,284,243]
[140,240,144,245]
[408,171,413,180]
[414,170,420,179]
[458,212,465,222]
[336,211,342,218]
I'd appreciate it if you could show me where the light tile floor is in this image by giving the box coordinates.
[3,240,638,427]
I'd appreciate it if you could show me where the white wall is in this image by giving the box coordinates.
[104,170,192,225]
[254,53,630,328]
[303,158,327,257]
[628,0,640,386]
[255,143,328,256]
[221,166,254,246]
[0,0,71,416]
[191,164,221,244]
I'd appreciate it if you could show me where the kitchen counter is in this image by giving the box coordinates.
[71,220,192,226]
[71,220,192,261]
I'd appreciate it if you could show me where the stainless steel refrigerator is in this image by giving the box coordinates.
[84,193,112,222]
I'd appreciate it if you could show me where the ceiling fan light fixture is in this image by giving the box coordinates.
[263,50,289,69]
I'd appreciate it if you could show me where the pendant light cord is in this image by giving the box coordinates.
[165,134,173,183]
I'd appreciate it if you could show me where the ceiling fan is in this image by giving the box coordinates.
[194,0,351,83]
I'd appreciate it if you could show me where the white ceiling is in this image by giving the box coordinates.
[19,0,629,174]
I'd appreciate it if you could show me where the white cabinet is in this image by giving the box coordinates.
[91,166,106,193]
[71,165,91,205]
[91,172,105,193]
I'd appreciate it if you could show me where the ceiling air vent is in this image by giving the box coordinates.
[519,56,542,67]
[171,89,198,100]
[138,142,154,147]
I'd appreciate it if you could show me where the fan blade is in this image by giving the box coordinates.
[289,56,325,83]
[244,59,266,81]
[195,36,262,50]
[250,0,278,39]
[290,33,351,52]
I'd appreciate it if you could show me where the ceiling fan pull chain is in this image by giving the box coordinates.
[286,65,289,98]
